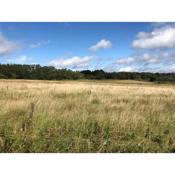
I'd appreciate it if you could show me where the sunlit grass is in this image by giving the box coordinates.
[0,79,175,152]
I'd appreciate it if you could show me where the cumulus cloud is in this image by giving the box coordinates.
[140,52,173,64]
[118,66,135,72]
[49,56,92,69]
[7,55,33,64]
[116,57,135,65]
[89,39,112,52]
[0,33,19,56]
[132,26,175,49]
[116,53,160,66]
[117,54,158,65]
[117,52,173,65]
[30,40,50,48]
[139,53,158,63]
[105,23,175,73]
[109,51,175,73]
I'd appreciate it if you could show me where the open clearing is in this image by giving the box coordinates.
[0,79,175,152]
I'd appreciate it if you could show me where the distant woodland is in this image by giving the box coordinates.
[0,64,175,83]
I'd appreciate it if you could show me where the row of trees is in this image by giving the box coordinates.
[0,64,175,83]
[0,64,83,80]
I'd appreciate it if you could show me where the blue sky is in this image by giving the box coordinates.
[0,22,175,72]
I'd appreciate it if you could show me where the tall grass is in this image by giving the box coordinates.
[0,79,175,152]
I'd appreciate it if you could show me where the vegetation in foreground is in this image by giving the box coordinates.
[0,80,175,153]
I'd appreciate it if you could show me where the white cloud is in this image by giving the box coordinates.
[30,40,50,48]
[7,55,33,64]
[140,53,158,63]
[89,39,112,52]
[102,50,175,73]
[118,66,135,72]
[0,33,18,56]
[116,52,171,66]
[116,57,135,64]
[49,56,92,69]
[116,53,158,66]
[132,26,175,49]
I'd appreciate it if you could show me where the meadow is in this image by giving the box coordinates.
[0,79,175,153]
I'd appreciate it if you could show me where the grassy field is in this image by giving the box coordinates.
[0,79,175,153]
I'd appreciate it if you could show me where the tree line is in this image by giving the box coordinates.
[0,64,175,83]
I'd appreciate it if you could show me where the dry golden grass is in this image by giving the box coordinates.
[0,79,175,152]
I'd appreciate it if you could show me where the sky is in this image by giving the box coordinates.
[0,22,175,72]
